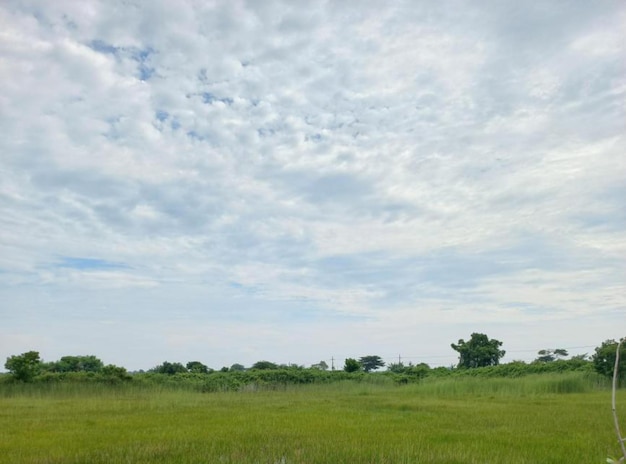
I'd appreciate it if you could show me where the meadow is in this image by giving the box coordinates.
[0,372,623,463]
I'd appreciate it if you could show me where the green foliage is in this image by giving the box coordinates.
[279,363,304,370]
[437,358,592,380]
[535,348,569,363]
[47,355,104,373]
[129,369,365,393]
[386,362,406,373]
[150,361,188,375]
[185,361,210,374]
[100,365,132,382]
[386,362,431,380]
[4,351,42,382]
[0,376,621,463]
[251,360,278,370]
[343,358,361,373]
[406,362,431,378]
[536,350,556,363]
[554,348,569,359]
[451,332,505,368]
[310,360,329,370]
[358,355,385,372]
[414,371,607,397]
[593,338,626,382]
[1,348,598,391]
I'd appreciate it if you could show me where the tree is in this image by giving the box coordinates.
[150,361,187,375]
[407,363,431,379]
[311,360,329,371]
[186,361,209,374]
[5,351,42,382]
[229,363,245,372]
[279,363,304,370]
[49,355,104,373]
[387,362,406,373]
[252,360,278,370]
[593,339,626,381]
[451,333,505,369]
[535,350,555,363]
[535,348,569,363]
[359,355,385,373]
[344,358,361,373]
[100,364,131,381]
[554,348,569,360]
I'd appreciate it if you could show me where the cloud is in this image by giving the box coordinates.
[1,0,625,370]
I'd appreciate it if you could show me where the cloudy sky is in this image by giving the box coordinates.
[1,1,624,371]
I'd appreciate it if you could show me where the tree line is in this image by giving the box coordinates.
[3,334,625,386]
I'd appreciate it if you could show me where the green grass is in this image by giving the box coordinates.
[0,373,623,463]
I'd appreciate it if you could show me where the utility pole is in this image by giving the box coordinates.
[331,357,335,371]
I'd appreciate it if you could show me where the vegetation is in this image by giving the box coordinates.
[149,361,188,375]
[46,355,104,373]
[310,360,328,370]
[535,348,569,363]
[186,361,210,374]
[3,334,622,388]
[4,350,41,381]
[343,357,361,373]
[359,355,385,372]
[252,360,279,370]
[593,339,626,384]
[4,352,131,384]
[0,374,622,463]
[2,336,625,462]
[451,332,505,368]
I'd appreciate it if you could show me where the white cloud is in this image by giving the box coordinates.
[1,0,625,370]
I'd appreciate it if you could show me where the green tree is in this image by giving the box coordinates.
[311,360,329,371]
[280,363,304,370]
[451,333,505,369]
[100,364,131,381]
[387,362,406,373]
[252,360,278,370]
[406,362,431,379]
[49,355,104,373]
[5,351,42,382]
[535,348,569,363]
[150,361,188,375]
[535,349,555,363]
[343,358,361,373]
[554,348,569,360]
[229,363,245,372]
[592,339,626,381]
[186,361,209,374]
[359,355,385,372]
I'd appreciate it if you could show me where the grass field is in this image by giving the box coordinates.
[0,373,623,463]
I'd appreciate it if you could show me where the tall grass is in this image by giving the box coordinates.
[412,371,610,397]
[0,371,622,463]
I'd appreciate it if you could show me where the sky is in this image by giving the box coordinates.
[1,1,625,372]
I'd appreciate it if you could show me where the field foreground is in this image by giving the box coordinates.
[0,374,624,463]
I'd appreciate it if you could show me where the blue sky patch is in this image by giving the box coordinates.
[55,257,128,271]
